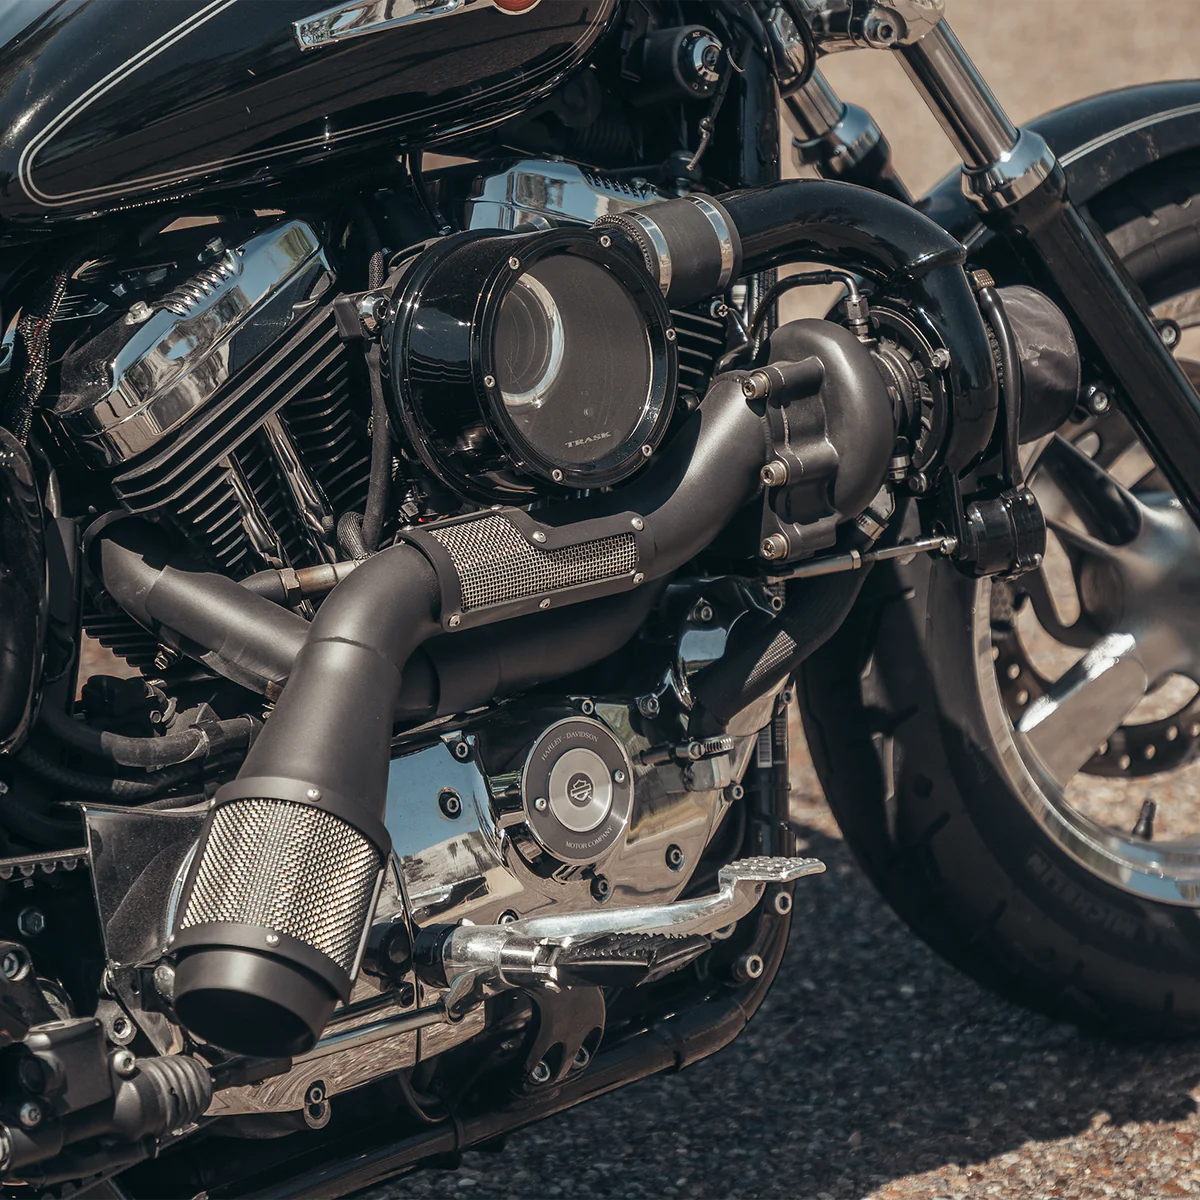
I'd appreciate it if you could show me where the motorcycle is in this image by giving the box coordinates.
[0,0,1198,1193]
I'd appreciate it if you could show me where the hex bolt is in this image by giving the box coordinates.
[929,347,952,370]
[665,844,685,872]
[907,472,929,495]
[1,951,25,982]
[734,953,765,982]
[304,1098,332,1130]
[760,533,789,561]
[637,694,660,718]
[19,1101,42,1129]
[17,907,45,939]
[539,598,551,609]
[711,922,736,941]
[633,572,645,585]
[640,443,653,457]
[529,1060,552,1085]
[112,1049,137,1078]
[590,875,612,903]
[760,460,789,488]
[438,789,463,819]
[1159,319,1181,348]
[453,740,471,760]
[397,981,416,1007]
[772,891,794,916]
[265,932,280,947]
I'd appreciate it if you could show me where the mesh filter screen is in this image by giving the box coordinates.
[431,514,637,611]
[181,799,380,972]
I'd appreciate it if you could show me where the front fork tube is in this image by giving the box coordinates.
[892,18,1200,523]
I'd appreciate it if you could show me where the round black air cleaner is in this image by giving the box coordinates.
[390,228,677,503]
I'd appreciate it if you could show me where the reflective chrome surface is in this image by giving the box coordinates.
[259,413,339,564]
[467,160,659,232]
[794,0,944,52]
[783,70,845,142]
[688,197,736,292]
[898,20,1019,167]
[961,128,1058,212]
[294,0,470,50]
[54,221,333,465]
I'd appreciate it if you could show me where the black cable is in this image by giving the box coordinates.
[779,0,818,91]
[405,153,449,236]
[749,269,864,341]
[17,744,217,800]
[337,509,369,560]
[975,285,1025,487]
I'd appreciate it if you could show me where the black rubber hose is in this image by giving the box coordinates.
[16,744,215,800]
[38,704,257,770]
[337,510,369,561]
[688,570,868,734]
[975,284,1025,487]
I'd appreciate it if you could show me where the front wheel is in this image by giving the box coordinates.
[798,157,1200,1034]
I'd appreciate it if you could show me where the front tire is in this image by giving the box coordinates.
[798,157,1200,1035]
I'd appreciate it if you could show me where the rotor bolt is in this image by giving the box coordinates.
[16,908,44,939]
[112,1049,137,1078]
[734,953,765,982]
[760,534,789,561]
[18,1101,42,1129]
[529,1060,552,1085]
[761,460,789,488]
[438,789,463,819]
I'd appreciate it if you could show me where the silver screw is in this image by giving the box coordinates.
[665,328,676,342]
[599,235,612,248]
[532,531,546,543]
[761,460,788,487]
[637,695,660,718]
[2,951,25,980]
[0,782,7,796]
[126,300,153,323]
[772,891,793,916]
[1087,388,1111,415]
[735,952,765,981]
[154,962,176,1002]
[453,740,471,760]
[483,374,496,389]
[265,932,280,947]
[539,598,551,609]
[305,787,321,801]
[632,572,645,584]
[640,444,653,458]
[529,1060,552,1085]
[1160,321,1180,348]
[631,517,644,531]
[580,699,595,715]
[17,907,44,938]
[508,257,521,271]
[112,1049,137,1078]
[929,347,952,370]
[863,9,899,45]
[613,769,626,784]
[19,1101,42,1129]
[760,534,789,561]
[551,469,565,483]
[448,614,462,628]
[205,236,226,255]
[534,796,548,812]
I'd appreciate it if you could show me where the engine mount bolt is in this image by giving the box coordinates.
[734,952,765,982]
[590,875,612,903]
[637,694,660,718]
[17,907,44,939]
[112,1049,137,1078]
[453,739,471,760]
[438,789,463,819]
[761,460,789,487]
[631,517,644,530]
[534,796,548,812]
[483,374,496,389]
[760,533,789,561]
[665,844,685,872]
[508,257,521,271]
[1,950,27,981]
[929,347,952,370]
[19,1101,42,1129]
[529,1060,552,1085]
[772,891,794,916]
[305,787,321,801]
[693,601,714,623]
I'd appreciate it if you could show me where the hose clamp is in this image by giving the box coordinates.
[688,196,736,291]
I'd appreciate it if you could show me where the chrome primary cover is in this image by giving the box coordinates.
[54,221,333,466]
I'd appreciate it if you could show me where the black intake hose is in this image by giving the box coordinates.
[601,178,997,473]
[170,372,771,1058]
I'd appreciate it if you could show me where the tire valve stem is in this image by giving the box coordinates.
[1132,798,1156,841]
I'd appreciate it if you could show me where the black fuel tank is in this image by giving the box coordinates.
[0,0,615,230]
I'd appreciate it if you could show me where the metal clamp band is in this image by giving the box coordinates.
[620,212,673,297]
[688,196,737,291]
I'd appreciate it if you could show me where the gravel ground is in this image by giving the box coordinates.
[367,12,1200,1198]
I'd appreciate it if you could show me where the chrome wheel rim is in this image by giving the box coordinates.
[972,295,1200,904]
